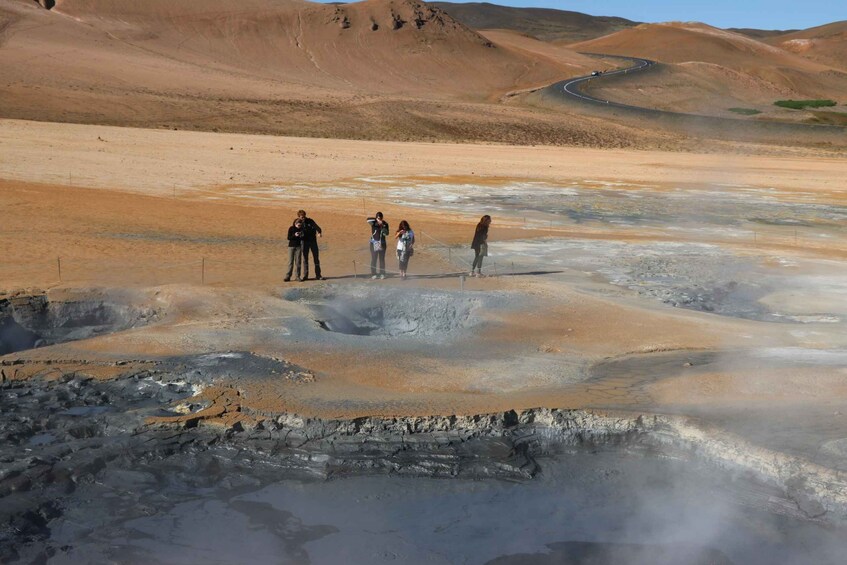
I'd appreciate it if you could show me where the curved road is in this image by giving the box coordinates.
[546,53,846,135]
[558,53,656,109]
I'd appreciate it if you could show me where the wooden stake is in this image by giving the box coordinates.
[201,257,206,284]
[57,257,62,282]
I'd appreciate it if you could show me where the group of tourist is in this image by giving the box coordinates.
[284,210,323,282]
[284,210,492,281]
[366,212,417,279]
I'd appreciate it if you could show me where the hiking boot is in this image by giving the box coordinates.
[371,275,378,280]
[284,277,291,282]
[379,274,385,280]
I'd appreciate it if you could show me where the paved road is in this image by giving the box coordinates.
[545,53,846,135]
[558,53,656,109]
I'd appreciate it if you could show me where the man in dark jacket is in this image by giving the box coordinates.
[297,210,323,280]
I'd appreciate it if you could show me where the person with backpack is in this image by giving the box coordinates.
[296,209,323,280]
[284,218,305,282]
[470,215,491,277]
[367,212,389,279]
[395,220,415,279]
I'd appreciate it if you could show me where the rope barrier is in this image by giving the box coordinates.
[418,229,476,269]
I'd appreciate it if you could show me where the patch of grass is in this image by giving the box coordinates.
[774,99,837,110]
[728,107,761,115]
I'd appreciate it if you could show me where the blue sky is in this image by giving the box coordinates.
[412,1,844,30]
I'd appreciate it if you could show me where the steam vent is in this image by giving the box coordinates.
[2,0,847,562]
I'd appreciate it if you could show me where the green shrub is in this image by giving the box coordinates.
[774,99,837,110]
[728,107,761,115]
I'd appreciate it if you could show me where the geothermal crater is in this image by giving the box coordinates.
[0,292,154,355]
[288,285,483,338]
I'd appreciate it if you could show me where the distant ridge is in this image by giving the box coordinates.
[728,28,797,39]
[430,1,638,42]
[766,20,847,71]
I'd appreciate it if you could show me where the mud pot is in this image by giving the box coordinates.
[288,286,482,338]
[3,361,847,563]
[0,291,155,355]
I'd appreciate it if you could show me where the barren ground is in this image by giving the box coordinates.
[3,117,847,561]
[2,118,846,420]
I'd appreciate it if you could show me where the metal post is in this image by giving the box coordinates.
[353,260,358,279]
[202,257,206,284]
[57,257,62,282]
[460,275,464,291]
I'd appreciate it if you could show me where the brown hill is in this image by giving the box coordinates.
[430,2,637,43]
[728,28,797,40]
[570,22,824,69]
[45,0,571,97]
[569,22,847,120]
[479,29,601,75]
[767,21,847,71]
[3,0,645,145]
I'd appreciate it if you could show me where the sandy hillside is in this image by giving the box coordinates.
[570,22,847,119]
[767,21,847,71]
[1,1,844,146]
[432,1,637,43]
[47,0,574,98]
[0,0,626,144]
[478,29,599,77]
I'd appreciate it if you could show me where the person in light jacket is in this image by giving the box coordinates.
[395,220,415,279]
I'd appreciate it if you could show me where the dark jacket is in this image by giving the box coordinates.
[287,224,305,248]
[367,217,389,245]
[471,225,488,251]
[300,217,322,242]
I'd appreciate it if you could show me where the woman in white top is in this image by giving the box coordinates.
[395,220,415,279]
